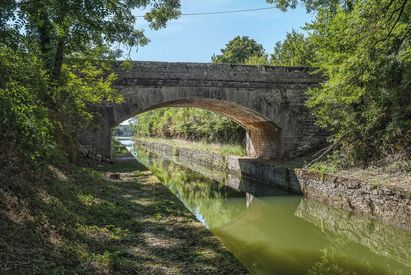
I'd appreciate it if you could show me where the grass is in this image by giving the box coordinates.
[136,137,247,157]
[306,157,411,189]
[0,156,247,274]
[307,161,338,174]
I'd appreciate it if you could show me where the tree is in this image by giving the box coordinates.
[266,0,410,165]
[0,45,52,167]
[305,0,411,164]
[270,30,314,66]
[245,55,270,65]
[266,0,355,12]
[1,0,181,81]
[0,0,181,163]
[212,36,267,64]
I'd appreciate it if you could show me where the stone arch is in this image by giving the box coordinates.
[79,61,325,161]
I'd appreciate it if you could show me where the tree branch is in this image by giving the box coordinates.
[305,144,336,167]
[383,0,407,41]
[374,0,408,47]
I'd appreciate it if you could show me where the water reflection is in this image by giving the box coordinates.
[296,198,411,268]
[120,139,411,274]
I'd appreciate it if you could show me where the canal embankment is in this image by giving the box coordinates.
[135,138,411,231]
[0,153,247,274]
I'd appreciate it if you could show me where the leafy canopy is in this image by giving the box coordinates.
[0,45,52,166]
[1,0,181,79]
[270,30,314,66]
[305,0,410,164]
[266,0,355,12]
[212,36,267,64]
[0,0,181,164]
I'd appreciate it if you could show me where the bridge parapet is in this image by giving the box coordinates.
[112,61,322,88]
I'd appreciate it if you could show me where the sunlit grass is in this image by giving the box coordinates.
[135,137,246,156]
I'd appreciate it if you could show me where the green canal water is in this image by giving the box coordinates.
[119,138,411,275]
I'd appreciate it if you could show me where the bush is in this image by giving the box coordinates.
[0,45,53,166]
[306,2,411,166]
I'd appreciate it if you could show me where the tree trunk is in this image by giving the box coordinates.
[52,38,65,81]
[38,11,53,71]
[346,0,354,11]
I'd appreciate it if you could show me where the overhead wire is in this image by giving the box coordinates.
[135,7,277,18]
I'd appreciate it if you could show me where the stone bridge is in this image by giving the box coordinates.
[80,61,325,160]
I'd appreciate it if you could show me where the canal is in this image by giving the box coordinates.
[118,137,411,275]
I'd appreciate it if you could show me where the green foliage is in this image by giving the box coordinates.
[216,31,313,67]
[266,0,354,12]
[212,36,267,64]
[270,30,314,66]
[52,58,122,157]
[134,108,245,145]
[0,0,181,165]
[0,45,53,165]
[305,0,411,165]
[266,0,410,166]
[1,0,181,74]
[245,55,270,65]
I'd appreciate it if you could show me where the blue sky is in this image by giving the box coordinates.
[132,0,314,62]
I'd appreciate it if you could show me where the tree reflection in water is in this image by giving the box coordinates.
[127,142,411,275]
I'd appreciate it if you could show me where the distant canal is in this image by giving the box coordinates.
[118,137,411,275]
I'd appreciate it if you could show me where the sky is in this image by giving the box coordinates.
[131,0,314,62]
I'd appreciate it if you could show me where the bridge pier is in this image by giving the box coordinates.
[246,127,279,159]
[79,106,113,160]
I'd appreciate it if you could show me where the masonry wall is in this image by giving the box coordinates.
[135,139,411,231]
[292,169,411,231]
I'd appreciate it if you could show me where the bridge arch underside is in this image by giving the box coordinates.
[124,99,280,159]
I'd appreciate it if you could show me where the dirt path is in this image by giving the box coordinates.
[0,156,247,274]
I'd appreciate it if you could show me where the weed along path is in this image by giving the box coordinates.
[96,157,247,273]
[0,154,247,274]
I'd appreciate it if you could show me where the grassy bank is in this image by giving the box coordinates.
[0,156,247,274]
[135,137,247,157]
[308,158,411,190]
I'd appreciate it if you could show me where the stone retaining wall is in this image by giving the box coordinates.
[135,139,410,231]
[292,169,411,231]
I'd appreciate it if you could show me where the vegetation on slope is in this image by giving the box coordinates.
[0,157,246,274]
[264,0,410,177]
[304,0,410,166]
